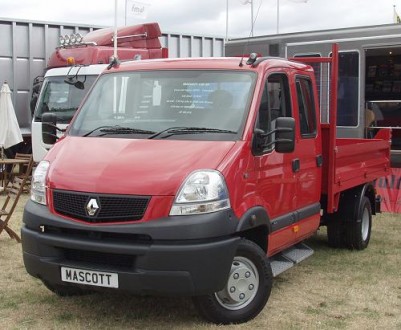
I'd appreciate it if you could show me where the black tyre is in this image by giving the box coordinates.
[327,220,345,248]
[42,280,92,297]
[192,239,273,324]
[344,196,372,250]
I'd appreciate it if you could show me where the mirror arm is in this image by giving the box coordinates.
[262,138,292,149]
[42,122,66,133]
[254,124,295,151]
[275,138,293,144]
[263,140,275,149]
[254,128,275,138]
[42,132,59,140]
[254,126,293,138]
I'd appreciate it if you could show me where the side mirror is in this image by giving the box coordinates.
[64,76,85,90]
[42,112,58,145]
[74,80,85,90]
[275,117,295,153]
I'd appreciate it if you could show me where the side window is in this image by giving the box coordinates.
[331,51,359,126]
[296,77,317,137]
[293,54,322,102]
[256,73,292,151]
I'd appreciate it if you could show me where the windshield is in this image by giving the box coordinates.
[69,70,256,140]
[34,75,98,123]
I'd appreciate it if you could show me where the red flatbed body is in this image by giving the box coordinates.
[292,45,390,212]
[321,126,390,212]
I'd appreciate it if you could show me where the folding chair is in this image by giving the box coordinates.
[0,155,33,242]
[13,153,35,193]
[0,163,5,192]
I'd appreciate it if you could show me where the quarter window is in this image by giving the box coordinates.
[296,78,317,137]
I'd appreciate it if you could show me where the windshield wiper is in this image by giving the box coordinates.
[83,126,155,137]
[148,127,237,139]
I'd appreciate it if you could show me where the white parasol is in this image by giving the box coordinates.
[0,82,23,158]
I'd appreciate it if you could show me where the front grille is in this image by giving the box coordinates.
[53,190,150,223]
[63,249,134,270]
[44,225,152,243]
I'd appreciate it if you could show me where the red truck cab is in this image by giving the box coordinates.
[47,22,167,68]
[22,45,390,324]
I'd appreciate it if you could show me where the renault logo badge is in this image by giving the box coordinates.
[86,198,100,216]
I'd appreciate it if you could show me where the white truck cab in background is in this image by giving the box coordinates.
[31,64,106,162]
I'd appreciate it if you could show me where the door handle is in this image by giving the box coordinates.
[316,154,323,167]
[292,159,300,173]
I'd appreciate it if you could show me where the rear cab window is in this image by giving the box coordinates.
[295,77,317,138]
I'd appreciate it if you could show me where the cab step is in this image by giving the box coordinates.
[269,243,314,277]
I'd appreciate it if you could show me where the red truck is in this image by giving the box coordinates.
[22,44,390,324]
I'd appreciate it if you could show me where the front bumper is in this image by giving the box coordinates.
[22,200,240,296]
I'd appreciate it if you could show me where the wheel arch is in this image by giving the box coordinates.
[235,206,271,253]
[337,182,376,220]
[363,183,377,215]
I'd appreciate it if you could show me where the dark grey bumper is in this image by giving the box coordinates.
[22,200,240,295]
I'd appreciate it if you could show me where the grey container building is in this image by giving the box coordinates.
[0,18,224,136]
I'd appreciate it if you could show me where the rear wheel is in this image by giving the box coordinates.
[327,220,344,248]
[193,239,272,324]
[344,196,372,250]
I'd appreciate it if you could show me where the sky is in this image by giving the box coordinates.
[0,0,400,39]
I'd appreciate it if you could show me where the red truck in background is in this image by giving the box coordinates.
[22,44,390,324]
[31,22,167,162]
[47,22,166,69]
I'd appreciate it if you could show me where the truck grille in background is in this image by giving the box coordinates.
[52,190,150,223]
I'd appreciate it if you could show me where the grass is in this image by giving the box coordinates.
[1,194,401,329]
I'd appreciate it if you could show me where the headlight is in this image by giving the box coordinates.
[170,170,230,216]
[31,161,49,205]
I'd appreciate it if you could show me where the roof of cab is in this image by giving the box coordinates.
[102,56,312,74]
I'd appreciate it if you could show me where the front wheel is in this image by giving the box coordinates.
[193,239,272,324]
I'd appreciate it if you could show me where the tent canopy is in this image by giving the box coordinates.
[0,82,23,150]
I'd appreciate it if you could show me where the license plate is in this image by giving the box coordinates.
[61,267,119,288]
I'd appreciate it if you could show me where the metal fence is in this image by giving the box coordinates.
[0,18,225,133]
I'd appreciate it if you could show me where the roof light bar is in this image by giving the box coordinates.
[59,33,86,47]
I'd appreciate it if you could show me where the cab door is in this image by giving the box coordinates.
[252,71,321,255]
[291,75,322,237]
[252,71,299,254]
